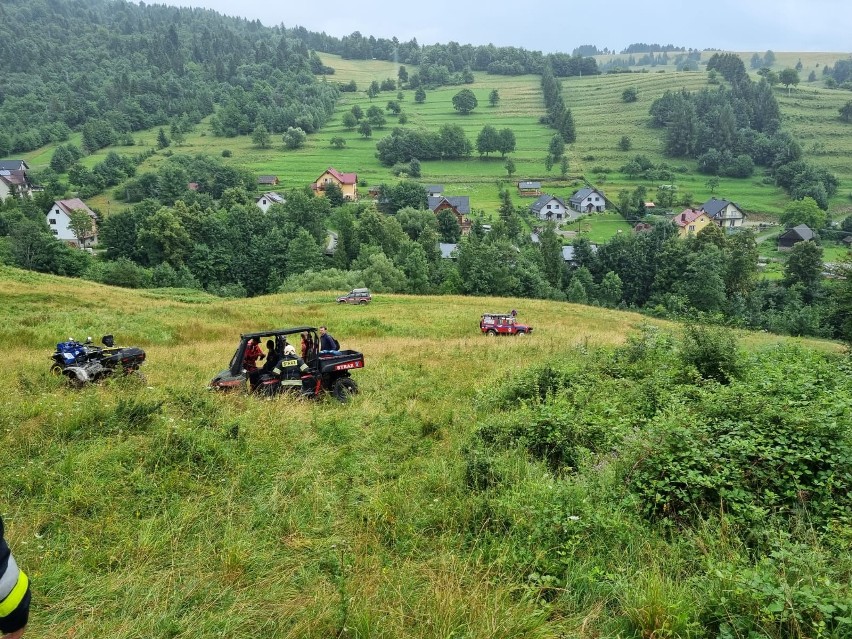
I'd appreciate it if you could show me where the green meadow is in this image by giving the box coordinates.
[21,51,852,231]
[2,265,846,638]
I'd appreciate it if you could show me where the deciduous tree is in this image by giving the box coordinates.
[452,89,478,115]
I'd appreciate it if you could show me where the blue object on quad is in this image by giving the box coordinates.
[50,335,146,387]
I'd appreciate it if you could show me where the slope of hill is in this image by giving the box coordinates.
[2,267,849,638]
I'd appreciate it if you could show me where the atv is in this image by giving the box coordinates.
[208,326,363,403]
[50,335,146,387]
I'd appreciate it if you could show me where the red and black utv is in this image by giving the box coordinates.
[208,326,363,402]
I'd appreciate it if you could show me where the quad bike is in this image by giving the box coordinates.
[209,326,363,403]
[50,335,147,387]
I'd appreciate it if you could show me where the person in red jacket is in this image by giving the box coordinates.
[243,338,264,373]
[0,515,30,638]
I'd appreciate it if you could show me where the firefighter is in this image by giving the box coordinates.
[1,515,30,638]
[275,342,313,393]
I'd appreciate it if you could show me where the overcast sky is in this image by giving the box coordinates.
[167,0,851,53]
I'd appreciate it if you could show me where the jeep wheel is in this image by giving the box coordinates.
[332,377,358,403]
[358,299,368,305]
[487,329,497,337]
[516,331,526,336]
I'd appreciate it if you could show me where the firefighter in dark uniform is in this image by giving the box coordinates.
[275,342,313,394]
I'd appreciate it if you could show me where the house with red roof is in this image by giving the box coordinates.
[46,198,99,248]
[312,167,358,200]
[672,208,712,238]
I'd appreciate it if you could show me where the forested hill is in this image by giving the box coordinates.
[0,0,338,156]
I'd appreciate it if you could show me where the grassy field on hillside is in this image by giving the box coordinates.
[1,266,844,638]
[20,51,852,231]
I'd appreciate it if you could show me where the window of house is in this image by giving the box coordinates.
[689,225,695,231]
[546,204,551,209]
[729,220,735,227]
[51,230,58,235]
[49,218,57,225]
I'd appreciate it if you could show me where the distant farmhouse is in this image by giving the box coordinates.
[429,195,471,235]
[777,224,815,251]
[313,167,358,200]
[530,194,576,223]
[700,197,746,229]
[673,209,713,238]
[569,187,606,214]
[255,192,285,213]
[0,160,33,199]
[47,199,98,248]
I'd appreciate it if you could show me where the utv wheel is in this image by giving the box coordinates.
[487,329,497,336]
[50,364,64,376]
[332,377,358,403]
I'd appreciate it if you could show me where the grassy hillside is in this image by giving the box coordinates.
[19,51,852,228]
[1,266,847,638]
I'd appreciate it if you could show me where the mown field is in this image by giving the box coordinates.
[20,51,852,230]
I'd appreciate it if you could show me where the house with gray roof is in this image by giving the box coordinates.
[255,192,285,213]
[429,196,471,234]
[0,160,29,172]
[530,194,575,223]
[569,187,606,213]
[777,224,815,251]
[424,185,444,198]
[700,197,745,229]
[518,181,541,197]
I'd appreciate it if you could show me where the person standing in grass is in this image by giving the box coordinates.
[0,515,31,638]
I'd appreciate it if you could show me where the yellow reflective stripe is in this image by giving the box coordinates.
[0,570,28,618]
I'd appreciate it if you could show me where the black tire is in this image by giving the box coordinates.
[487,329,497,336]
[358,299,368,305]
[516,330,526,336]
[332,377,358,403]
[66,373,85,389]
[50,364,64,376]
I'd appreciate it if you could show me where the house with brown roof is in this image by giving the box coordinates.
[673,208,713,238]
[312,167,358,200]
[429,195,472,235]
[0,160,33,200]
[46,199,98,247]
[258,175,279,186]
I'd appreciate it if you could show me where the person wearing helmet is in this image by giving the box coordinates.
[274,340,312,392]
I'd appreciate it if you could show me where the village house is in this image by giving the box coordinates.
[425,185,444,198]
[673,208,713,238]
[312,167,358,200]
[777,224,815,251]
[429,195,472,235]
[569,187,606,213]
[700,197,746,229]
[46,198,98,248]
[255,192,285,213]
[530,194,575,223]
[0,160,33,199]
[517,181,541,197]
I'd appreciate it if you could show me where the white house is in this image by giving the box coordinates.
[700,198,746,229]
[255,192,285,213]
[46,198,98,247]
[530,194,575,223]
[0,161,33,199]
[569,187,606,213]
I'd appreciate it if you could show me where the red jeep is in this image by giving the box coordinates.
[480,313,533,336]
